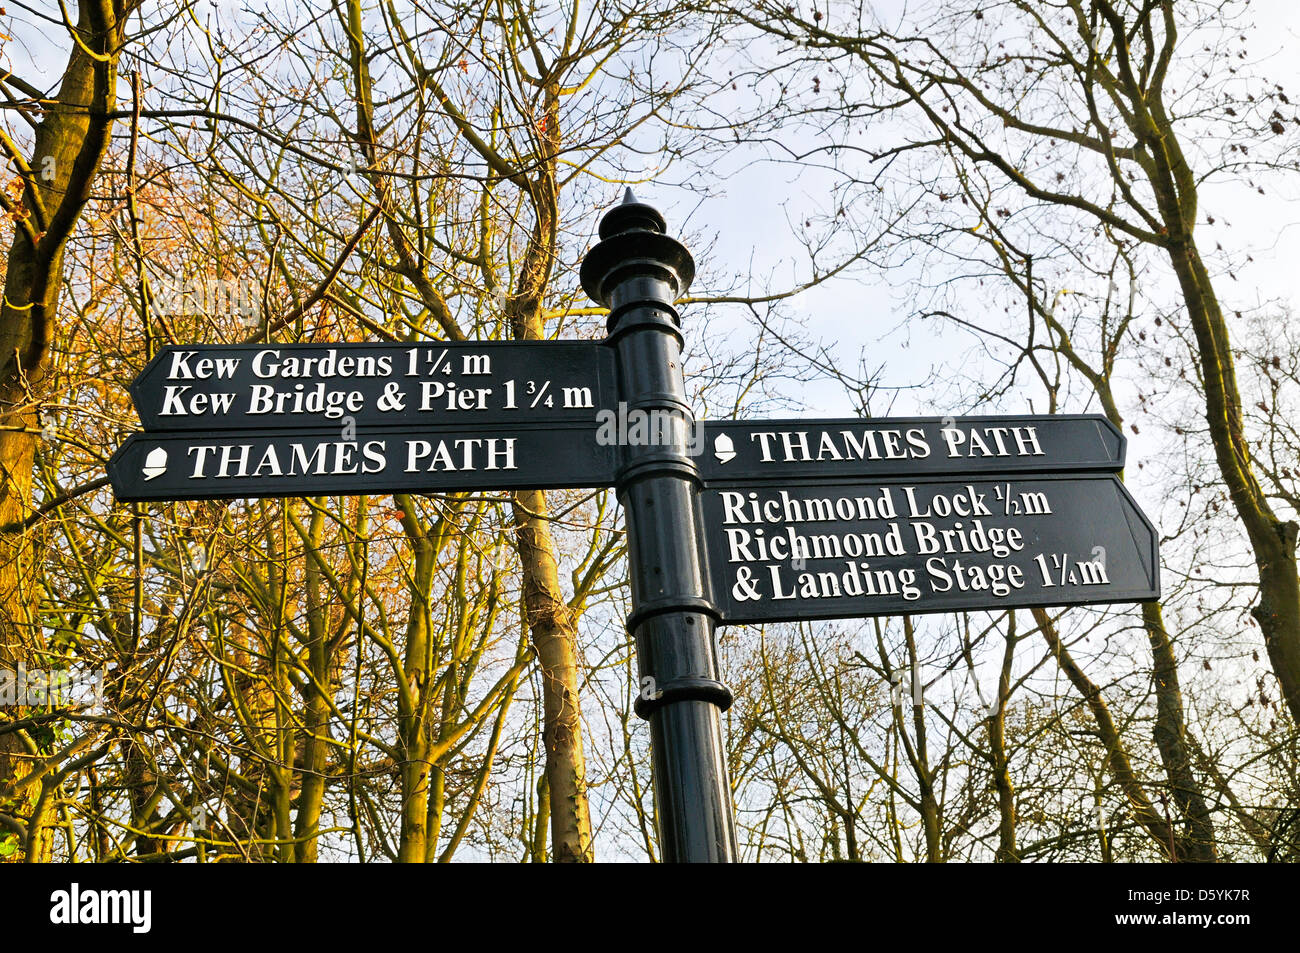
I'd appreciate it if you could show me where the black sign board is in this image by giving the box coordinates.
[702,474,1158,624]
[130,342,616,431]
[698,415,1124,482]
[108,423,618,501]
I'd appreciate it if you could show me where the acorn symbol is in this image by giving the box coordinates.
[713,433,736,464]
[142,446,168,481]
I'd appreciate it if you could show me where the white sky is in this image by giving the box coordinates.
[669,0,1300,423]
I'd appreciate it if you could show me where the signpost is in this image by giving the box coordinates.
[109,189,1162,864]
[580,191,738,862]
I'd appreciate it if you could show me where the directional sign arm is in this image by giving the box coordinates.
[703,474,1158,624]
[698,415,1125,482]
[109,425,618,501]
[130,342,617,432]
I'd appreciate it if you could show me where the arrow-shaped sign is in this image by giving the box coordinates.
[697,415,1124,481]
[702,473,1158,624]
[108,423,619,502]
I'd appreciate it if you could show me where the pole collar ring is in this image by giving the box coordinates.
[634,675,734,719]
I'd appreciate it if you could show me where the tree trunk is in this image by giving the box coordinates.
[396,498,434,863]
[1138,71,1300,724]
[511,488,593,862]
[0,0,134,863]
[990,614,1018,862]
[1142,602,1217,861]
[501,85,594,863]
[1033,607,1179,859]
[294,508,332,862]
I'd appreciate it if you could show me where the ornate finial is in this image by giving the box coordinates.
[598,188,667,239]
[581,186,694,312]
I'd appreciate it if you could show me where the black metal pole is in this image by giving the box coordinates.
[581,189,739,863]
